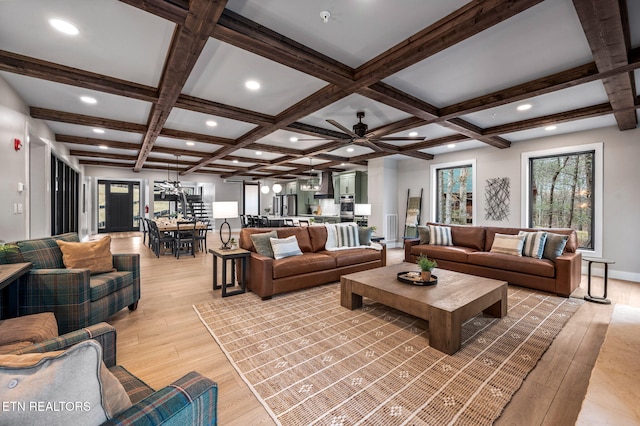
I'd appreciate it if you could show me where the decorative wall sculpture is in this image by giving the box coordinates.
[485,177,510,221]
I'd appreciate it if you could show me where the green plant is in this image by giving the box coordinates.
[416,254,437,271]
[370,226,377,233]
[0,244,18,253]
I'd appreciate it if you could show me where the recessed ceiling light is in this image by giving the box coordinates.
[290,137,298,142]
[49,18,79,36]
[517,104,532,111]
[98,145,108,150]
[347,147,354,153]
[409,131,418,137]
[80,96,97,104]
[186,141,195,146]
[93,128,105,134]
[545,125,557,131]
[206,120,217,127]
[340,163,346,166]
[255,151,263,156]
[233,159,238,164]
[447,144,456,149]
[245,80,261,90]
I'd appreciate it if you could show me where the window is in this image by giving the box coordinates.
[431,160,476,225]
[522,143,603,256]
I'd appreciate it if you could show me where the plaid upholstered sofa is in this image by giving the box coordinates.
[8,321,218,425]
[1,233,140,333]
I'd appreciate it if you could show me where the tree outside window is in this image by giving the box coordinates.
[529,151,594,249]
[436,165,473,225]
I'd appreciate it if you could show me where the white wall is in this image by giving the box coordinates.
[396,125,640,281]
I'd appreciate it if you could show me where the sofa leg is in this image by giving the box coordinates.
[128,302,139,311]
[261,296,272,301]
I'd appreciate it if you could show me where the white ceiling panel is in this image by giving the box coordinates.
[47,123,143,143]
[0,73,152,124]
[225,0,471,68]
[154,136,220,155]
[183,39,328,115]
[504,115,618,142]
[165,108,257,139]
[462,81,609,128]
[422,140,486,156]
[383,0,593,107]
[0,0,174,86]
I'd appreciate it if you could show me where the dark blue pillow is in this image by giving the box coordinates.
[543,233,569,261]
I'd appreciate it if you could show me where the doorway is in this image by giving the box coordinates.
[98,180,140,233]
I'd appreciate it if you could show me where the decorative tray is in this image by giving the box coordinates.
[397,271,438,286]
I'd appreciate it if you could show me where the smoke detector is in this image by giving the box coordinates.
[320,10,331,23]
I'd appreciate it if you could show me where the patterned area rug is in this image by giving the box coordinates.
[194,283,582,425]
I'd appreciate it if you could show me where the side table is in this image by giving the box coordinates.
[0,262,32,318]
[208,247,251,297]
[583,257,615,305]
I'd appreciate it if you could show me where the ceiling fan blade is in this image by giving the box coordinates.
[326,119,359,138]
[354,139,383,152]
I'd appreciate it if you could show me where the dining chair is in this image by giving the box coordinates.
[148,220,174,257]
[194,219,210,252]
[141,217,149,246]
[298,219,309,227]
[239,214,248,228]
[260,216,270,227]
[174,220,196,259]
[283,218,294,227]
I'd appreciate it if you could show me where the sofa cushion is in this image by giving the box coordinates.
[276,227,313,252]
[358,227,373,246]
[467,252,556,278]
[308,225,328,252]
[108,365,155,404]
[321,248,381,267]
[519,231,547,259]
[490,233,525,256]
[451,225,485,251]
[0,313,58,355]
[543,233,569,261]
[0,340,132,425]
[270,235,303,260]
[336,223,360,247]
[411,245,476,263]
[90,271,134,302]
[250,231,277,258]
[15,233,80,269]
[417,226,430,244]
[272,253,336,279]
[428,225,453,246]
[56,236,115,274]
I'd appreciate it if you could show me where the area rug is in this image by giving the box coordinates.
[194,283,582,425]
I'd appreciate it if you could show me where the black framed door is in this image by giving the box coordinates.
[98,181,139,233]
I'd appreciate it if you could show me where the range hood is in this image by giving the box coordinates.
[314,171,334,199]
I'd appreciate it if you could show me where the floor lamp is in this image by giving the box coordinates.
[354,203,371,227]
[213,201,239,249]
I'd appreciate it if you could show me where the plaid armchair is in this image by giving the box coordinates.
[11,322,218,425]
[3,233,140,333]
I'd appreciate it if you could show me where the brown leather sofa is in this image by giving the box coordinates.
[240,226,386,299]
[404,224,582,296]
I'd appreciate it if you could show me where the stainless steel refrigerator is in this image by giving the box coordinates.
[282,194,297,216]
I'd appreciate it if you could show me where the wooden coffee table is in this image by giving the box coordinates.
[340,262,508,355]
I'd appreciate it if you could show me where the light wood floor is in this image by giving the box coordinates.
[106,232,639,425]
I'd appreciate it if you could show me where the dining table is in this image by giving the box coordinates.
[155,220,209,233]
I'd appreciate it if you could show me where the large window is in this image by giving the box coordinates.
[51,154,79,235]
[522,143,603,256]
[431,160,475,225]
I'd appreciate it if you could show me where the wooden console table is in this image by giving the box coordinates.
[0,262,32,318]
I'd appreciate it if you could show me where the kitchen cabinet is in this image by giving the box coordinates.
[285,181,297,194]
[335,171,367,203]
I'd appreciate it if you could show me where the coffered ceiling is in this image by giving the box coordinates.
[0,0,638,180]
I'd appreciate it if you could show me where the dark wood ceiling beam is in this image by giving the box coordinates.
[367,117,427,138]
[400,134,471,151]
[175,94,274,125]
[135,0,228,171]
[56,134,215,157]
[358,82,440,120]
[31,107,147,133]
[245,143,305,157]
[442,119,511,148]
[573,0,637,130]
[117,0,188,24]
[483,103,613,136]
[285,122,349,140]
[353,0,544,87]
[399,151,435,161]
[213,9,354,86]
[0,50,158,102]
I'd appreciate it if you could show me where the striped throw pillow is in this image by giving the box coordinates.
[270,235,303,260]
[518,231,548,259]
[490,233,525,256]
[336,223,360,248]
[428,225,453,246]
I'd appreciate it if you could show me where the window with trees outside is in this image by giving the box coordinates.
[432,161,475,225]
[529,150,594,249]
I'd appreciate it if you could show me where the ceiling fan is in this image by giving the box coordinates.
[300,111,427,153]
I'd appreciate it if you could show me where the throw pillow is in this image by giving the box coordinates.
[417,226,430,244]
[490,233,525,256]
[543,233,569,261]
[250,231,277,258]
[56,236,114,274]
[358,227,373,245]
[336,223,360,248]
[0,340,132,425]
[518,231,548,259]
[16,238,65,269]
[270,235,303,260]
[324,224,338,250]
[428,225,453,246]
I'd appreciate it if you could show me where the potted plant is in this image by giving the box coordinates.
[0,243,19,268]
[416,254,437,282]
[229,238,238,250]
[264,207,271,215]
